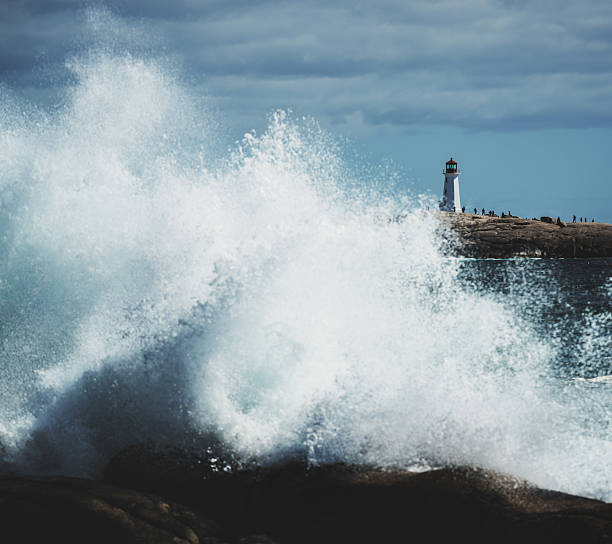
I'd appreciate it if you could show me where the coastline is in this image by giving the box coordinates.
[2,446,611,543]
[441,212,612,258]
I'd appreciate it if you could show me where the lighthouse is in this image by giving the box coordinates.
[439,157,461,212]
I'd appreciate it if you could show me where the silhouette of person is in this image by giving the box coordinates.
[573,215,576,222]
[473,207,477,214]
[482,208,485,215]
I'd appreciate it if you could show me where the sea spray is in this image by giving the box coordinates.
[0,32,610,499]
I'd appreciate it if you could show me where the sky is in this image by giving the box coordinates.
[1,0,612,221]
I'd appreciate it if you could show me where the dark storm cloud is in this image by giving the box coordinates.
[2,0,612,130]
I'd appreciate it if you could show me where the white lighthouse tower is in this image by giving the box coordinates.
[439,157,461,212]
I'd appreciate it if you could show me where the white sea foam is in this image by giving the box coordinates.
[0,15,610,499]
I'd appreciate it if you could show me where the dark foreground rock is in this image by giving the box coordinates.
[0,475,228,543]
[101,445,612,544]
[442,213,612,258]
[2,445,610,543]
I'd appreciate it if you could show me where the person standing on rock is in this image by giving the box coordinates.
[573,215,576,222]
[482,208,485,215]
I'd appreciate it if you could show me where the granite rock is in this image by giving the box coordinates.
[103,446,612,544]
[0,475,227,543]
[441,213,612,258]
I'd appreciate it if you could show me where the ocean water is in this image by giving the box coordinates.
[0,24,610,501]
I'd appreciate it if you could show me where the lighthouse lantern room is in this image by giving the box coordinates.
[439,157,461,212]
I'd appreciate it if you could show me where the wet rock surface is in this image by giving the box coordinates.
[0,474,228,543]
[101,445,612,544]
[442,213,612,258]
[2,444,611,543]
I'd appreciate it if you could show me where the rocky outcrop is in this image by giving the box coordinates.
[0,475,227,543]
[102,445,612,544]
[442,213,612,258]
[2,445,611,543]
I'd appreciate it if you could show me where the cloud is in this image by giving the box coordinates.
[1,0,612,131]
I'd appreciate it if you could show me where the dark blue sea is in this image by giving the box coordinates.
[458,258,612,379]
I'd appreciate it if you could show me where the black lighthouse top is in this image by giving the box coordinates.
[445,157,458,174]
